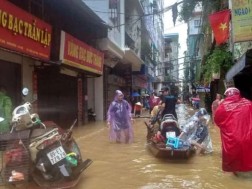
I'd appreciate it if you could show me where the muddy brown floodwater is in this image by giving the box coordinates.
[1,104,251,189]
[55,105,252,188]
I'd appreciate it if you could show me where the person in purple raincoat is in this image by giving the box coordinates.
[107,90,134,143]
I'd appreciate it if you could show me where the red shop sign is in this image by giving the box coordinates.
[0,1,52,60]
[60,31,104,75]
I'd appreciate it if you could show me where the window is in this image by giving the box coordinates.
[109,0,120,29]
[194,20,201,28]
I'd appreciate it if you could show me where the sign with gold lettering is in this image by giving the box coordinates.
[60,31,104,75]
[232,0,252,42]
[0,1,52,60]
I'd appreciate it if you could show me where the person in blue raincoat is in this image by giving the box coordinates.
[0,85,12,133]
[107,90,134,143]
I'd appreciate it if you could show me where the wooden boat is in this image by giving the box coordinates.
[147,141,195,159]
[146,114,195,160]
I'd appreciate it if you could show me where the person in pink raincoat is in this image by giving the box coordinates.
[215,87,252,177]
[107,90,134,143]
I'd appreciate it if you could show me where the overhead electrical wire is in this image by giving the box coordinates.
[86,0,198,82]
[85,0,185,29]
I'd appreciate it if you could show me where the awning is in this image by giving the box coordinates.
[124,48,144,71]
[98,38,124,59]
[226,49,252,81]
[46,0,109,32]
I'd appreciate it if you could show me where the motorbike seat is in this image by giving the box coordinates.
[160,120,181,138]
[30,127,58,140]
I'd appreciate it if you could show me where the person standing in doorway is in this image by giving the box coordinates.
[0,85,12,133]
[107,90,134,143]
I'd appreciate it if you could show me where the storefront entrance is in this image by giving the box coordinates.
[0,61,22,107]
[36,66,78,128]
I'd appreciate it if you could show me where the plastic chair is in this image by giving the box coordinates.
[166,137,184,149]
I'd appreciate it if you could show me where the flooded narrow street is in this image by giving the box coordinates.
[73,104,251,189]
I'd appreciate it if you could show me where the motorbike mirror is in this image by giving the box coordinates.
[0,117,4,123]
[22,88,29,96]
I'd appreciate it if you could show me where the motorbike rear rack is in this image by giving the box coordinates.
[0,130,31,187]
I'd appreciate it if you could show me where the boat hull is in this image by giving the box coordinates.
[147,141,195,159]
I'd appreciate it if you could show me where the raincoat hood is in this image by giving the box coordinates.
[224,87,240,97]
[114,90,124,101]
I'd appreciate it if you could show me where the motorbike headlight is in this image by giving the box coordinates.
[16,107,27,114]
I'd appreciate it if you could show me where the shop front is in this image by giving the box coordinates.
[132,75,148,96]
[36,31,104,128]
[104,63,132,114]
[0,1,52,107]
[225,49,252,100]
[0,59,21,106]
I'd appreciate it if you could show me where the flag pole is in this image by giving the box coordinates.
[229,0,235,63]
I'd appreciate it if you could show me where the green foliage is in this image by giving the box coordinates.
[179,0,200,22]
[179,0,224,23]
[202,45,233,83]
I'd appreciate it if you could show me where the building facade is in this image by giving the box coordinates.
[0,0,165,126]
[164,33,179,82]
[141,0,164,93]
[84,0,164,117]
[0,0,108,128]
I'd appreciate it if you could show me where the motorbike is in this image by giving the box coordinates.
[0,88,92,188]
[146,114,196,159]
[87,108,96,121]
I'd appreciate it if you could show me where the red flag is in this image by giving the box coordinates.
[208,10,231,45]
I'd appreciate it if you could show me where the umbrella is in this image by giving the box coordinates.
[132,92,140,97]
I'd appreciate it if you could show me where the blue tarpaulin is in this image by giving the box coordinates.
[132,92,140,97]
